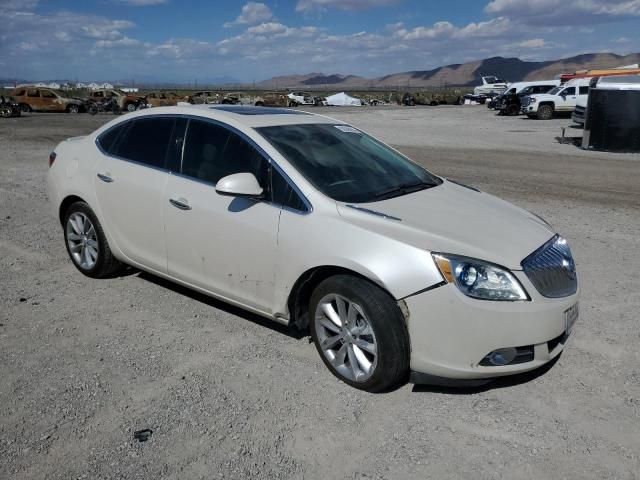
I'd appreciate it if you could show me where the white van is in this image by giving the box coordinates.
[521,78,590,120]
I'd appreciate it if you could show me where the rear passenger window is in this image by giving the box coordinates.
[579,86,589,95]
[181,119,267,186]
[114,117,175,169]
[97,123,127,154]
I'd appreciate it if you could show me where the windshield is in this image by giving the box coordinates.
[257,123,442,203]
[547,86,562,95]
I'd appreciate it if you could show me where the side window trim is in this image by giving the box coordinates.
[176,115,312,214]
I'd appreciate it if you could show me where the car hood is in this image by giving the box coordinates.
[336,180,554,270]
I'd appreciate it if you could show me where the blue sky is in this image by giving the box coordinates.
[1,0,638,83]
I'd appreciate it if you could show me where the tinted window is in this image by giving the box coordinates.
[27,90,39,97]
[14,89,25,96]
[41,90,56,98]
[114,117,175,168]
[271,167,307,212]
[258,123,441,203]
[579,86,589,95]
[98,123,127,154]
[563,87,576,96]
[181,119,267,186]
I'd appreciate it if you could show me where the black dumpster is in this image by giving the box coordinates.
[582,75,640,153]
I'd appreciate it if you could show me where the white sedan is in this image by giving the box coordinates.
[47,105,579,392]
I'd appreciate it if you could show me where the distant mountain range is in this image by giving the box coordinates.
[257,52,640,89]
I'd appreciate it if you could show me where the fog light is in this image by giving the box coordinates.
[486,347,517,366]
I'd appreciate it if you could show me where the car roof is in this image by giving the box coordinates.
[127,104,340,128]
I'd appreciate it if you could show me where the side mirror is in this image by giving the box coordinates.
[215,172,263,198]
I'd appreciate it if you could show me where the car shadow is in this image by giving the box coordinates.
[135,270,306,340]
[411,355,561,395]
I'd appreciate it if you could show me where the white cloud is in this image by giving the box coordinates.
[296,0,402,12]
[224,2,273,27]
[517,38,547,48]
[485,0,640,25]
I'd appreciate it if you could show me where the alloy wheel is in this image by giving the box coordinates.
[66,212,98,270]
[314,294,378,382]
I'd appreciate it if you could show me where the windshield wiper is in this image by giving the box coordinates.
[373,181,437,200]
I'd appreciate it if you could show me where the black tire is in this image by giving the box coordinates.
[20,103,31,113]
[112,105,121,115]
[126,102,137,112]
[537,104,554,120]
[506,104,520,116]
[67,104,80,114]
[309,275,409,392]
[88,105,98,115]
[255,101,265,107]
[63,201,122,278]
[430,101,438,106]
[0,105,12,118]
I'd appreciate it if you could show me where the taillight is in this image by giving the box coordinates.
[49,151,57,167]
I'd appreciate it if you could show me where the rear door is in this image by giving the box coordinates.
[94,116,185,273]
[40,89,61,111]
[164,119,281,311]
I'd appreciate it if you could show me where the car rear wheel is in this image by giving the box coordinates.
[67,104,80,114]
[309,275,409,392]
[20,104,31,113]
[537,104,554,120]
[63,202,122,278]
[126,102,136,112]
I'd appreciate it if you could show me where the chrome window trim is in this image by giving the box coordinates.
[95,113,312,215]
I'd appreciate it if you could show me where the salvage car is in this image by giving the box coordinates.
[190,91,221,105]
[145,91,186,107]
[47,105,579,392]
[11,87,84,113]
[287,91,315,106]
[0,95,21,117]
[86,89,142,112]
[254,92,290,107]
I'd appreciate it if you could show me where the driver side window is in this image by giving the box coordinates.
[181,120,267,189]
[563,87,576,96]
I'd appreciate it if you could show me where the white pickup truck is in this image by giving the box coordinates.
[521,78,590,119]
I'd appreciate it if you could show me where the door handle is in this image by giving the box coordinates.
[169,198,191,210]
[97,173,113,183]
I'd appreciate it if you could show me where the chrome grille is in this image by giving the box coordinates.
[521,235,577,298]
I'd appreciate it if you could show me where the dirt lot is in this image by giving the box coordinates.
[1,106,639,480]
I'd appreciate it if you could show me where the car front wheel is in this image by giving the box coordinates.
[309,275,409,392]
[537,104,554,120]
[63,201,122,278]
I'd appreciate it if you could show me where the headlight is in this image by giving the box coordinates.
[530,98,536,103]
[432,253,529,301]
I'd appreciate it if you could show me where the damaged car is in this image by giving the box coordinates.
[48,105,579,392]
[11,87,84,113]
[86,89,142,113]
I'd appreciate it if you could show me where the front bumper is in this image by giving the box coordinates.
[404,273,579,380]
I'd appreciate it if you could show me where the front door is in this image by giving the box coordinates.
[164,119,280,312]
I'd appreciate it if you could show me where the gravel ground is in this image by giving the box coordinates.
[1,106,639,480]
